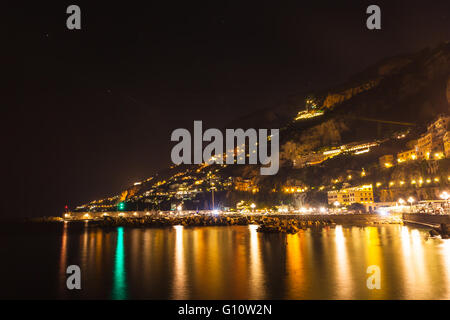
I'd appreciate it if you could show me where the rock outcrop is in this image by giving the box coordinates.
[322,79,380,109]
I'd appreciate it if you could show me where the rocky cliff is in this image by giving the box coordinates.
[321,79,380,109]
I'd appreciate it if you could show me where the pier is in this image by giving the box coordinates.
[402,213,450,238]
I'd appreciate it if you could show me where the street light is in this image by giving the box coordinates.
[407,197,415,213]
[250,203,256,213]
[441,192,449,212]
[333,201,340,213]
[210,180,216,211]
[398,198,405,205]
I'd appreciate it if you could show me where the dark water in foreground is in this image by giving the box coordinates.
[1,222,449,299]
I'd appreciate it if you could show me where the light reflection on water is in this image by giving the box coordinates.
[171,225,187,299]
[334,225,353,299]
[25,224,450,299]
[112,227,127,300]
[248,224,264,299]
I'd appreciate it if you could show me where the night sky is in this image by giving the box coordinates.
[4,1,450,217]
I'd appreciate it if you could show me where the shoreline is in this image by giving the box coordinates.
[6,213,450,237]
[20,213,405,232]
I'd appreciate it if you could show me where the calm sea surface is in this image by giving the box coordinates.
[1,223,449,299]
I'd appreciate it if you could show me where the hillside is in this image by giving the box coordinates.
[230,42,450,130]
[73,42,450,213]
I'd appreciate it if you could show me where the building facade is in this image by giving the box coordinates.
[327,184,374,206]
[415,115,450,160]
[444,131,450,158]
[397,149,417,163]
[379,154,394,167]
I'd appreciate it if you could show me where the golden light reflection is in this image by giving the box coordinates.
[440,240,450,299]
[172,225,187,299]
[193,228,207,297]
[204,228,222,299]
[88,227,96,272]
[141,228,166,297]
[95,229,102,275]
[334,226,353,299]
[248,224,265,299]
[53,223,450,299]
[399,227,430,299]
[231,229,248,298]
[411,229,429,293]
[130,229,142,282]
[81,221,89,264]
[285,231,305,298]
[364,227,385,299]
[142,229,152,287]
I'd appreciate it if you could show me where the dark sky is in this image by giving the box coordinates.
[3,1,450,217]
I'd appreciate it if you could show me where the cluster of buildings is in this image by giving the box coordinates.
[326,184,401,213]
[295,109,324,120]
[294,97,324,120]
[233,177,259,193]
[292,115,449,170]
[327,184,374,206]
[327,116,450,212]
[293,140,380,168]
[380,115,450,167]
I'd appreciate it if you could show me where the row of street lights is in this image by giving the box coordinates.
[176,191,448,214]
[332,192,449,211]
[397,197,415,206]
[398,192,449,205]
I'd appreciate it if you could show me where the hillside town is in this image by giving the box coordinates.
[69,112,450,218]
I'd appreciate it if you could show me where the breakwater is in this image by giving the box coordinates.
[268,213,403,225]
[402,213,450,238]
[92,214,253,228]
[62,212,403,235]
[402,213,450,225]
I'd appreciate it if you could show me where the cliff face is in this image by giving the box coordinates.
[379,187,443,202]
[281,119,348,159]
[327,43,450,126]
[447,76,450,104]
[376,56,413,76]
[119,186,140,202]
[236,43,450,172]
[322,79,380,109]
[276,43,450,176]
